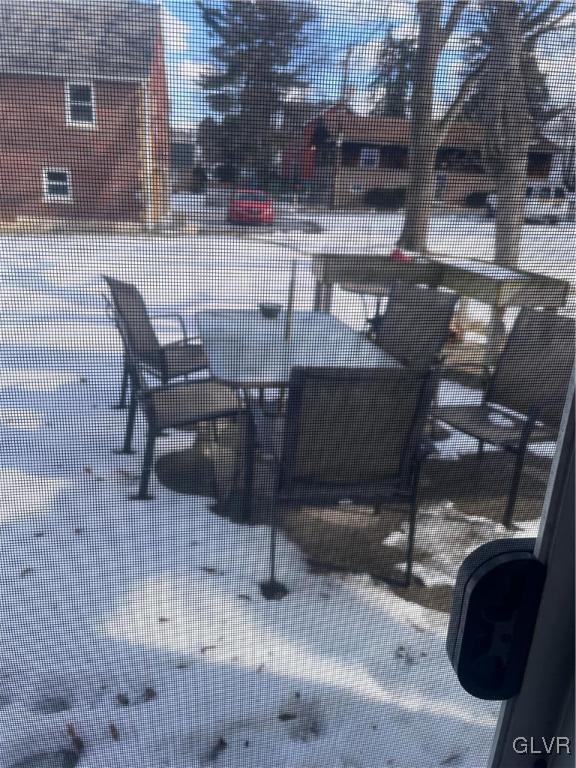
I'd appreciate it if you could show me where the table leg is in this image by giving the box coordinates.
[241,394,256,522]
[313,279,323,311]
[321,282,334,314]
[484,306,507,366]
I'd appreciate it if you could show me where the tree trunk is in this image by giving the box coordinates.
[493,3,531,268]
[398,2,444,252]
[482,1,531,359]
[494,144,528,268]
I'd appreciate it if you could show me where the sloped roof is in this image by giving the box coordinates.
[0,0,160,81]
[318,105,553,150]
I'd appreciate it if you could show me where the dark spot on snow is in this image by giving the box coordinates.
[278,712,298,722]
[200,645,216,655]
[294,691,301,699]
[74,528,83,535]
[288,703,322,742]
[176,662,188,669]
[244,740,250,748]
[158,617,169,623]
[371,724,378,731]
[9,749,80,768]
[109,723,120,741]
[65,724,84,754]
[394,645,417,666]
[208,737,228,761]
[237,594,251,601]
[33,532,45,538]
[143,687,157,702]
[200,566,219,575]
[440,752,464,765]
[31,695,70,714]
[0,693,12,708]
[20,568,33,578]
[115,693,130,707]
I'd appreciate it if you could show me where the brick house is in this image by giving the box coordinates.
[284,105,556,208]
[0,0,169,227]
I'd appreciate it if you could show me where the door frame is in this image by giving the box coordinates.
[489,371,574,767]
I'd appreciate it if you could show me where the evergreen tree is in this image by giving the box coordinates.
[197,0,316,187]
[370,26,416,119]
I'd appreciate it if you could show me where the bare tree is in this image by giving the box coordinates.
[469,0,574,267]
[482,2,531,268]
[397,1,472,251]
[398,0,572,254]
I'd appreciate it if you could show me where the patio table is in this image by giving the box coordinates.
[312,252,570,362]
[197,308,399,519]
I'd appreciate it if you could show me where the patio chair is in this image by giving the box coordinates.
[103,275,210,454]
[253,366,436,599]
[436,308,574,528]
[113,309,243,500]
[372,281,459,372]
[102,275,208,409]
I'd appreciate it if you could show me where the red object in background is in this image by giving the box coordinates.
[228,189,275,225]
[389,247,413,263]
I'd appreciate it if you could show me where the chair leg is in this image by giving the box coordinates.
[502,447,526,529]
[114,356,129,410]
[403,496,419,588]
[241,410,256,523]
[118,385,137,455]
[260,502,289,600]
[477,439,485,459]
[132,426,157,500]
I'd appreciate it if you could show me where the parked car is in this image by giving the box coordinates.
[486,183,572,224]
[228,189,275,225]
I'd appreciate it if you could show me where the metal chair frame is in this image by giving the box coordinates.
[104,293,241,500]
[437,308,574,528]
[253,366,436,599]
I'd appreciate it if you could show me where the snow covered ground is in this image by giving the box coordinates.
[0,217,571,767]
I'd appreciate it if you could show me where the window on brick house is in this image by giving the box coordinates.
[359,147,380,167]
[66,83,95,126]
[43,169,72,202]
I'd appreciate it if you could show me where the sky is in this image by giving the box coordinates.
[158,0,575,130]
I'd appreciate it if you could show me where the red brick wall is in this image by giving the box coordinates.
[0,74,144,222]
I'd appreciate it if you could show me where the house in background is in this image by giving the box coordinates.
[285,105,557,208]
[171,126,206,192]
[0,0,169,228]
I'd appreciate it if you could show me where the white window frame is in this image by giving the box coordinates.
[359,147,380,168]
[65,82,96,128]
[42,168,72,203]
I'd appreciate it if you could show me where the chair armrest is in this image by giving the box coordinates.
[441,361,492,390]
[149,312,197,344]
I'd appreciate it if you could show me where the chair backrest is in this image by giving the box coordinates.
[374,281,459,371]
[488,308,574,429]
[277,366,434,502]
[102,275,165,373]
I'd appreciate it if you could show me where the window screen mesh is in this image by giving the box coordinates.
[0,1,574,766]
